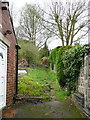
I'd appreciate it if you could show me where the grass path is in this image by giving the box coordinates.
[18,67,69,101]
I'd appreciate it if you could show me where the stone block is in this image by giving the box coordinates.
[88,77,90,87]
[88,89,90,98]
[88,57,90,65]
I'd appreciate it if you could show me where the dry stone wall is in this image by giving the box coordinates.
[77,54,90,116]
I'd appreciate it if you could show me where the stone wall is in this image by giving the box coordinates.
[76,54,90,116]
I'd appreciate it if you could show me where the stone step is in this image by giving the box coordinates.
[74,93,84,107]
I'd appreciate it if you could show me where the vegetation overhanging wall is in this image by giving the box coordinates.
[50,44,85,93]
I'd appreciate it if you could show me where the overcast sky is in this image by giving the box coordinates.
[7,0,52,27]
[6,0,89,49]
[7,0,63,49]
[7,0,87,8]
[8,0,49,10]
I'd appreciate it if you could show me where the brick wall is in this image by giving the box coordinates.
[1,2,16,105]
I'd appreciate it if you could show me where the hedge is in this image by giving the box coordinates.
[50,44,85,93]
[50,46,60,70]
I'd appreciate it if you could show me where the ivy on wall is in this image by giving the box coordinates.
[56,46,72,89]
[50,46,60,70]
[50,44,85,93]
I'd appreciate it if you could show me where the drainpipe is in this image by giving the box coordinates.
[15,45,21,95]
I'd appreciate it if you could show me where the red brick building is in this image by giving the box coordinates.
[0,2,17,109]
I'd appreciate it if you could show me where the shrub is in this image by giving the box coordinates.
[51,44,85,93]
[56,46,72,88]
[61,44,85,92]
[39,43,49,59]
[18,40,40,65]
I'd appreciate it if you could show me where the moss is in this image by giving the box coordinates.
[50,47,60,70]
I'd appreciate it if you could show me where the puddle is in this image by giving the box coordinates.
[2,99,86,118]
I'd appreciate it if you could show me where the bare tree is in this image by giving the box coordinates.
[41,1,88,46]
[16,4,46,47]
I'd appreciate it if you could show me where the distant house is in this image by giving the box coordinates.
[0,2,18,109]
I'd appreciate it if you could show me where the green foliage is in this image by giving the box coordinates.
[50,47,60,70]
[18,67,69,100]
[39,43,50,68]
[18,40,40,65]
[56,46,72,87]
[56,44,85,93]
[55,88,70,100]
[18,68,52,99]
[54,80,70,101]
[39,43,49,59]
[18,76,43,96]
